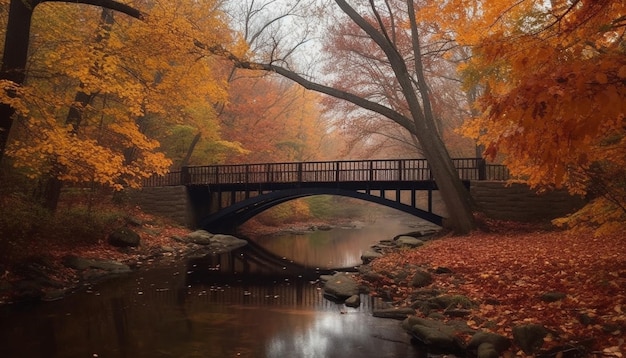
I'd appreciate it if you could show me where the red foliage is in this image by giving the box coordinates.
[367,226,626,355]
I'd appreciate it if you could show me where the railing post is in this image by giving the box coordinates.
[180,166,190,185]
[298,162,303,183]
[478,158,487,180]
[335,161,340,182]
[398,159,403,181]
[369,160,374,182]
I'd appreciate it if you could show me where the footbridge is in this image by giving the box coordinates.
[143,158,509,233]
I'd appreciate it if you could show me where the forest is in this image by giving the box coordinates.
[0,0,624,355]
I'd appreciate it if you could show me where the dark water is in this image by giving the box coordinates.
[0,216,438,358]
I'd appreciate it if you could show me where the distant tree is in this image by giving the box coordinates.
[225,0,476,233]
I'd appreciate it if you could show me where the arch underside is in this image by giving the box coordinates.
[200,187,443,233]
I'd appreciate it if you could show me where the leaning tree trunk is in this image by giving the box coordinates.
[334,0,475,233]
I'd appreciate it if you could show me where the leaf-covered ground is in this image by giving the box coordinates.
[366,224,626,356]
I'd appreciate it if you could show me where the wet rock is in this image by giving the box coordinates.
[401,316,464,352]
[42,289,67,302]
[345,295,360,308]
[410,269,433,287]
[477,343,499,358]
[185,230,214,245]
[434,266,453,274]
[512,324,548,355]
[431,294,474,309]
[444,308,472,318]
[394,236,424,248]
[323,272,359,300]
[12,280,45,302]
[468,331,511,354]
[540,291,566,302]
[64,256,131,274]
[372,307,416,320]
[358,265,384,282]
[108,227,141,247]
[209,234,248,253]
[360,250,382,263]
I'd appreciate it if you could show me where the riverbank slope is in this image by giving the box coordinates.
[360,219,625,357]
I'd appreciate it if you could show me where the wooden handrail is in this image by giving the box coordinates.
[144,158,510,187]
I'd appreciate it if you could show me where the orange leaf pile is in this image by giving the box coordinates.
[367,227,626,354]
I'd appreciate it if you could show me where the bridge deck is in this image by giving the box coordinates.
[144,158,509,187]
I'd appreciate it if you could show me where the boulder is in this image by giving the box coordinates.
[477,343,499,358]
[372,307,416,320]
[64,256,131,274]
[345,295,361,308]
[323,272,359,300]
[395,236,425,248]
[540,291,566,302]
[410,269,433,288]
[209,234,248,253]
[360,250,382,263]
[431,294,475,309]
[512,324,548,355]
[401,316,464,352]
[185,230,214,245]
[468,331,511,353]
[108,227,140,247]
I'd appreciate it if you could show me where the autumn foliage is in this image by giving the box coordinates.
[367,223,626,356]
[429,0,626,232]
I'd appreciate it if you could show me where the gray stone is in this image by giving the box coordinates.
[64,256,131,274]
[323,272,359,300]
[512,324,548,355]
[468,331,511,352]
[360,250,382,263]
[431,294,474,309]
[401,317,463,351]
[206,234,247,253]
[477,343,499,358]
[540,291,566,302]
[185,230,214,245]
[372,307,416,320]
[345,295,361,308]
[108,228,140,247]
[395,236,425,248]
[410,269,433,287]
[357,265,384,282]
[444,308,472,317]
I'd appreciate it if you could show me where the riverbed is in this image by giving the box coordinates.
[0,215,439,358]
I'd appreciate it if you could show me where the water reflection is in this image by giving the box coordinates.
[251,216,438,268]
[0,216,434,358]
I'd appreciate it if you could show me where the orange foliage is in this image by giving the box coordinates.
[368,227,626,355]
[220,71,334,163]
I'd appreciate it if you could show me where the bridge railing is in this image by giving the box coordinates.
[142,158,509,187]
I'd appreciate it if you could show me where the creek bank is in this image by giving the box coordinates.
[0,228,247,305]
[325,229,594,358]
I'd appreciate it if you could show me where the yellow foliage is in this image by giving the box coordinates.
[2,0,238,190]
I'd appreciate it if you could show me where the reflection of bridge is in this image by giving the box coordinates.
[144,158,509,232]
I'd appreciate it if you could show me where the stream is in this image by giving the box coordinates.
[0,215,439,358]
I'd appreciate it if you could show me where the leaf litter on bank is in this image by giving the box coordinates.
[367,225,626,356]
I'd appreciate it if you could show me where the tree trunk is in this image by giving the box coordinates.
[180,132,202,168]
[0,0,35,162]
[0,0,143,163]
[335,0,475,233]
